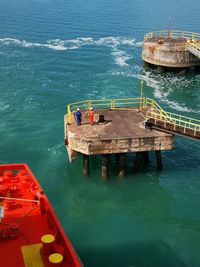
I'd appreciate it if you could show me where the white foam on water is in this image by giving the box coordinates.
[110,68,198,113]
[141,72,164,94]
[0,36,139,67]
[45,44,68,51]
[0,104,10,112]
[111,47,132,67]
[47,143,63,155]
[142,72,197,113]
[0,36,138,49]
[95,36,136,46]
[163,99,194,112]
[134,41,142,47]
[0,37,80,51]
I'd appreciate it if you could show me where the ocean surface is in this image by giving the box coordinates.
[1,0,200,266]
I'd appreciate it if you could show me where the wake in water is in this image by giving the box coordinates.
[0,36,141,67]
[110,67,200,114]
[1,36,200,114]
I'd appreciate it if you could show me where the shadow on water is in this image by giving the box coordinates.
[79,240,187,267]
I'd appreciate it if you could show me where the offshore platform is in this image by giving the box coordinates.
[64,86,200,178]
[142,30,200,74]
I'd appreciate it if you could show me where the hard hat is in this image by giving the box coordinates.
[90,107,93,110]
[77,108,80,111]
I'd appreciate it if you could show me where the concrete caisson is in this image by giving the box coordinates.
[142,31,200,73]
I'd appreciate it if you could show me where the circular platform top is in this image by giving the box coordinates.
[145,36,187,43]
[144,30,200,47]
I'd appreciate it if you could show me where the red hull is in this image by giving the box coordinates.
[0,164,83,267]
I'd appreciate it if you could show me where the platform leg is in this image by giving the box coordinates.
[155,150,163,171]
[83,154,89,176]
[143,151,149,166]
[179,68,188,76]
[143,60,150,70]
[133,152,143,172]
[157,65,165,74]
[118,153,126,178]
[102,154,109,179]
[195,66,200,74]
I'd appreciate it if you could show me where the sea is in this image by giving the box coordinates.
[0,0,200,266]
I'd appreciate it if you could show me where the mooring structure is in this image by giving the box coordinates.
[142,30,200,73]
[64,95,200,178]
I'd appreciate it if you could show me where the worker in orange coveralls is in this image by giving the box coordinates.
[89,107,94,125]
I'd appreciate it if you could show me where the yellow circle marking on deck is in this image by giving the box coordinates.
[41,234,55,244]
[49,253,63,263]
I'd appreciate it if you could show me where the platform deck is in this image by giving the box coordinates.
[65,108,174,157]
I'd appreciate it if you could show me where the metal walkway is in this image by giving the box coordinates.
[186,43,200,59]
[145,98,200,140]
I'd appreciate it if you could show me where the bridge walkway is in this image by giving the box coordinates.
[186,43,200,59]
[144,98,200,140]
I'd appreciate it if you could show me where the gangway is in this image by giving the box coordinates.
[186,43,200,59]
[144,98,200,140]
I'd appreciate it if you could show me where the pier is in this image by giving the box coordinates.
[142,30,200,73]
[64,98,175,178]
[64,97,200,178]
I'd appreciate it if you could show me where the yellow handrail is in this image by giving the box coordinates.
[144,30,200,41]
[66,97,200,136]
[146,110,200,136]
[187,42,200,51]
[67,98,145,116]
[144,30,200,52]
[145,98,176,124]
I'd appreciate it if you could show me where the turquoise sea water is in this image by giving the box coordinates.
[1,0,200,266]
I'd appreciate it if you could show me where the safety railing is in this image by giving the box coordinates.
[174,41,200,51]
[145,98,200,135]
[111,98,144,109]
[186,42,200,58]
[144,98,176,124]
[187,42,200,50]
[146,108,200,136]
[144,30,200,56]
[66,97,200,136]
[67,98,145,124]
[67,97,175,124]
[144,30,200,41]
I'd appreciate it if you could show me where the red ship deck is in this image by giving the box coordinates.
[0,164,82,267]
